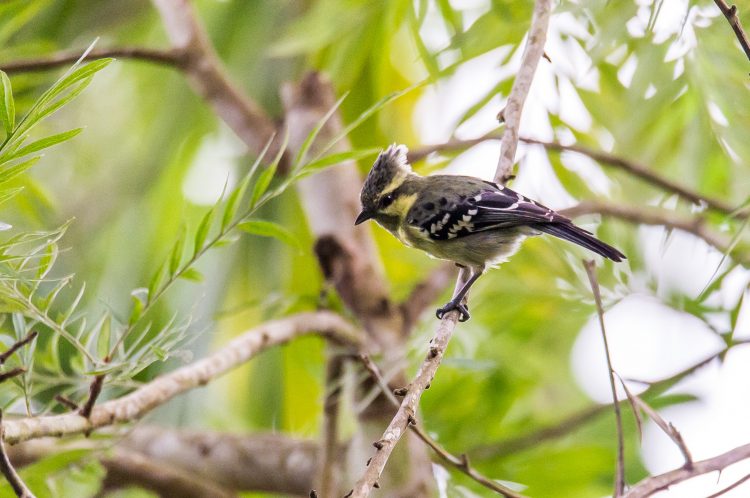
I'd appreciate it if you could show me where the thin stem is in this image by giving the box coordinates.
[0,411,34,497]
[583,260,625,497]
[713,0,750,63]
[1,47,185,74]
[358,354,525,498]
[494,0,553,184]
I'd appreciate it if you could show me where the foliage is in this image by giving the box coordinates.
[0,0,748,497]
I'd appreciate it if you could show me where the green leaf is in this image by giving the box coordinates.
[0,71,14,136]
[0,156,40,185]
[194,208,214,256]
[0,186,22,207]
[179,267,204,282]
[299,148,380,177]
[148,260,167,302]
[312,82,423,162]
[9,128,82,160]
[36,242,58,280]
[250,131,288,207]
[237,219,301,250]
[169,228,186,276]
[291,93,347,172]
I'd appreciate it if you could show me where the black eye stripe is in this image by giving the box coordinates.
[380,194,395,208]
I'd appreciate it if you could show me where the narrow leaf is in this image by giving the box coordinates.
[291,93,347,172]
[0,156,40,185]
[194,208,214,256]
[179,268,203,282]
[0,71,14,135]
[250,131,289,207]
[9,128,83,160]
[312,82,423,161]
[237,220,301,249]
[169,228,186,276]
[299,148,380,176]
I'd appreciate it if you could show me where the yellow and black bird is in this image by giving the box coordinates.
[355,144,625,322]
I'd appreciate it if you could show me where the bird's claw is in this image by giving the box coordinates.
[435,301,470,322]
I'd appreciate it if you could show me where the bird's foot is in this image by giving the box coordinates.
[436,300,470,322]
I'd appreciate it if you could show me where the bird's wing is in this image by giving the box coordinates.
[407,183,569,241]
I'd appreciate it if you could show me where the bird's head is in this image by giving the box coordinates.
[355,144,412,225]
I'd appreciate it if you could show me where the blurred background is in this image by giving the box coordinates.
[0,0,749,496]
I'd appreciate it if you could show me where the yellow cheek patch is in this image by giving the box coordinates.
[382,193,418,219]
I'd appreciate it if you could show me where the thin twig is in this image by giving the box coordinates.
[584,260,625,497]
[562,201,750,265]
[151,0,278,157]
[0,332,38,365]
[349,313,460,497]
[713,0,750,64]
[470,403,609,460]
[495,0,553,184]
[0,47,185,74]
[409,134,742,219]
[521,138,741,218]
[470,341,750,461]
[0,368,26,383]
[358,354,525,498]
[318,352,344,497]
[0,411,34,498]
[53,395,79,411]
[625,442,750,498]
[618,377,693,466]
[705,472,750,498]
[78,374,105,419]
[3,312,361,445]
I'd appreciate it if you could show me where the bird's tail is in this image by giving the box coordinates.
[534,222,626,262]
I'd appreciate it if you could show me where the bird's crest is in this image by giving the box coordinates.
[360,144,411,208]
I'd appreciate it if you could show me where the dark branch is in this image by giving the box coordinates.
[713,0,750,63]
[584,260,625,496]
[625,442,750,498]
[0,331,38,365]
[357,354,524,498]
[1,48,185,74]
[0,411,33,498]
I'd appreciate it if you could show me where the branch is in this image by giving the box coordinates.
[0,48,185,74]
[0,332,38,365]
[410,134,742,219]
[3,311,360,445]
[713,0,750,64]
[561,200,750,265]
[121,426,319,495]
[318,353,345,497]
[0,411,33,498]
[470,341,750,461]
[358,354,524,498]
[8,427,319,496]
[101,448,238,498]
[584,260,625,497]
[469,403,609,460]
[349,2,554,493]
[625,442,750,498]
[521,138,741,218]
[706,473,750,498]
[151,0,278,157]
[349,313,460,497]
[495,0,553,184]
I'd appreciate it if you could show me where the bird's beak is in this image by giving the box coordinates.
[354,210,374,225]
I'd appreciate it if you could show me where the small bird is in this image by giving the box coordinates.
[355,144,625,322]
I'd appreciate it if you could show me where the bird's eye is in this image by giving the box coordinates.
[380,194,395,208]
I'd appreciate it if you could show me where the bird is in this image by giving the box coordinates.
[355,144,625,322]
